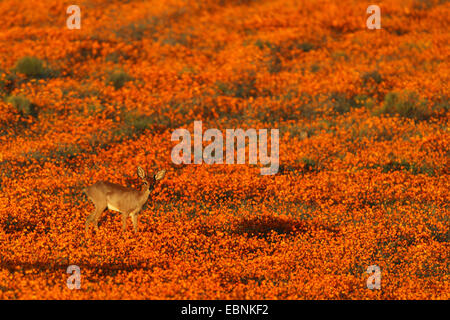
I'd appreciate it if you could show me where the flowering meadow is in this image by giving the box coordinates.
[0,0,448,299]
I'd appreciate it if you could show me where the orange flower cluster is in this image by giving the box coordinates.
[0,0,448,299]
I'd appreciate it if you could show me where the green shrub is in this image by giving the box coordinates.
[215,73,257,99]
[24,144,82,164]
[331,51,349,61]
[267,54,282,74]
[113,17,161,41]
[6,95,36,116]
[219,0,256,6]
[105,52,121,63]
[106,69,132,89]
[53,143,82,161]
[376,91,431,120]
[298,157,321,172]
[310,63,320,73]
[14,56,48,78]
[413,0,441,10]
[86,103,106,115]
[113,110,158,139]
[281,125,309,140]
[124,111,156,133]
[294,42,315,52]
[432,96,449,115]
[353,94,375,109]
[161,32,191,46]
[326,92,361,114]
[0,70,6,94]
[381,159,437,176]
[361,70,383,85]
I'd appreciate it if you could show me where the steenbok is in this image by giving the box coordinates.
[83,167,166,233]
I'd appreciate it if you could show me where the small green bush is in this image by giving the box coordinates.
[326,92,359,114]
[295,42,315,52]
[361,70,383,85]
[267,54,282,74]
[298,157,321,172]
[124,111,156,133]
[432,96,449,115]
[376,91,431,120]
[413,0,440,10]
[14,56,48,78]
[381,159,437,176]
[353,94,375,109]
[53,143,82,161]
[113,110,158,139]
[331,51,349,61]
[310,63,320,73]
[215,73,258,99]
[106,69,132,90]
[6,95,35,116]
[86,103,106,115]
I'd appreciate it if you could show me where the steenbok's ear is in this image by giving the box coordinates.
[137,166,146,180]
[154,169,166,181]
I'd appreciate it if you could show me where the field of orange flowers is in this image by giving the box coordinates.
[0,0,448,299]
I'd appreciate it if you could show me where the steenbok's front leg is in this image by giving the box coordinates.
[86,204,106,233]
[121,213,128,232]
[130,212,139,233]
[85,209,96,233]
[93,206,105,230]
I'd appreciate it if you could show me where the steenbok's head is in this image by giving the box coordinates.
[138,166,166,189]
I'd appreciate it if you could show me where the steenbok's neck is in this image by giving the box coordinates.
[143,180,156,193]
[139,183,153,204]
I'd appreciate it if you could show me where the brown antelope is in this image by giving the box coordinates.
[83,167,166,233]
